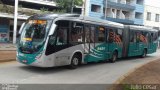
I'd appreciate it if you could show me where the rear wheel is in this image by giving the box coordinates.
[109,51,118,63]
[68,54,80,69]
[141,49,147,58]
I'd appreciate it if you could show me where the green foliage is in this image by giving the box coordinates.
[52,9,66,14]
[40,7,48,12]
[0,4,14,14]
[74,0,83,6]
[55,0,83,12]
[55,0,70,8]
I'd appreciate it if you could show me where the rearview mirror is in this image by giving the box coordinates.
[19,23,25,34]
[49,23,57,36]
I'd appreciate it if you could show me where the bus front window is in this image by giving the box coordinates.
[19,20,52,54]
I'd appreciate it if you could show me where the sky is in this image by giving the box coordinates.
[145,0,160,8]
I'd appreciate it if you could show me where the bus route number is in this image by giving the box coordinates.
[97,47,105,51]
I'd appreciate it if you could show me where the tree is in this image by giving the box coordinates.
[55,0,83,13]
[0,0,13,14]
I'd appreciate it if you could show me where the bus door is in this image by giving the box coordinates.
[129,31,139,56]
[108,28,123,58]
[147,32,153,52]
[134,31,141,56]
[84,25,96,54]
[53,21,70,65]
[97,26,109,59]
[108,28,117,58]
[84,25,109,62]
[136,31,143,55]
[104,28,110,59]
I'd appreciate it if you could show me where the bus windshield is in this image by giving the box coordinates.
[19,19,52,54]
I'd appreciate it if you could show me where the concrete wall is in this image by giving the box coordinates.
[85,0,104,18]
[85,0,145,25]
[144,0,160,29]
[144,6,160,28]
[134,0,145,25]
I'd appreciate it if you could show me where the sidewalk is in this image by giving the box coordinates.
[111,58,160,90]
[0,43,16,50]
[0,43,16,62]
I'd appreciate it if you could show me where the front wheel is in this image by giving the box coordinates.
[68,55,80,69]
[109,51,118,63]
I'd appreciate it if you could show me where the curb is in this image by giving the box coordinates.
[0,49,16,51]
[109,58,160,90]
[0,59,15,63]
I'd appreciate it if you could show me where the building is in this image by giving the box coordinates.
[144,0,160,31]
[84,0,145,25]
[0,0,57,43]
[144,0,160,47]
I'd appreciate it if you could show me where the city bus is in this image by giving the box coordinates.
[16,14,158,68]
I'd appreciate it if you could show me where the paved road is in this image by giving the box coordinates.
[0,50,160,90]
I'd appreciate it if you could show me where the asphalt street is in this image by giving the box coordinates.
[0,50,159,90]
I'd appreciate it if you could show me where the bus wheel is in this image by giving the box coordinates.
[69,54,80,69]
[110,51,117,63]
[141,49,147,58]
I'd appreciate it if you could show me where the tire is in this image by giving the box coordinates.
[68,54,80,69]
[109,51,118,63]
[141,49,147,58]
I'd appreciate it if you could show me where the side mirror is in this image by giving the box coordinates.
[49,23,57,36]
[19,23,25,34]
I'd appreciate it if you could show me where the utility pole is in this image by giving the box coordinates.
[71,0,74,13]
[104,0,107,19]
[13,0,18,44]
[82,0,86,16]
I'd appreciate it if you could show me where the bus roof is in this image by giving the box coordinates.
[129,25,158,32]
[79,16,124,28]
[29,14,124,28]
[29,14,80,20]
[28,14,158,32]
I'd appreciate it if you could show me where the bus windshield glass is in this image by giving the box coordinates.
[19,20,52,54]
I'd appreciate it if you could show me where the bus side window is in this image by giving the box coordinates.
[148,33,152,43]
[145,32,149,43]
[108,29,114,43]
[90,26,96,43]
[56,28,68,45]
[133,32,137,43]
[136,32,141,43]
[52,20,69,46]
[98,26,105,42]
[151,33,154,42]
[130,31,134,42]
[154,32,158,41]
[84,25,90,43]
[116,29,123,43]
[140,32,148,43]
[70,22,83,44]
[48,31,57,45]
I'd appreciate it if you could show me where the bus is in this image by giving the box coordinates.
[16,14,158,69]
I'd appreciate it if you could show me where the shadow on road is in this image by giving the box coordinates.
[117,55,152,61]
[18,55,155,74]
[19,65,68,74]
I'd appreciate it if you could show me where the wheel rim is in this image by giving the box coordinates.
[73,57,79,66]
